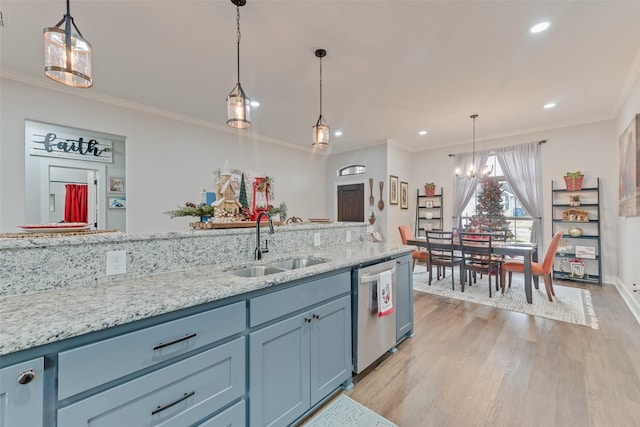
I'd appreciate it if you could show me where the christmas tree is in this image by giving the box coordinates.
[468,178,510,234]
[238,173,249,209]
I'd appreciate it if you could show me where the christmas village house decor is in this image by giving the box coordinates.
[562,208,589,222]
[165,160,282,229]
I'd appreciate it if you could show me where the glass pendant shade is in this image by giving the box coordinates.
[226,83,251,129]
[43,3,92,88]
[312,115,330,150]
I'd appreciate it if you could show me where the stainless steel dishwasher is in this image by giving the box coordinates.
[353,259,397,374]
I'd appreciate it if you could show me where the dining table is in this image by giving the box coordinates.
[407,237,539,304]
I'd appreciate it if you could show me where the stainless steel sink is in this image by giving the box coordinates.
[226,265,286,277]
[269,257,328,270]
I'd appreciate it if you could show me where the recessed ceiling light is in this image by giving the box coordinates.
[419,130,428,136]
[544,102,556,109]
[530,22,550,33]
[334,130,343,137]
[250,100,260,107]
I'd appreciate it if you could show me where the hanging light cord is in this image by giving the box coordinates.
[235,3,241,85]
[319,55,323,117]
[471,114,478,169]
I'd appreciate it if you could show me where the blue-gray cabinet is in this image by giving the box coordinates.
[249,271,352,427]
[395,254,414,342]
[56,302,247,426]
[0,358,44,427]
[58,338,245,426]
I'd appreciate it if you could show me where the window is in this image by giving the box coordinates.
[461,155,533,242]
[338,165,366,176]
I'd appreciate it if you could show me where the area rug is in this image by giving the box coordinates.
[302,394,397,427]
[412,266,599,329]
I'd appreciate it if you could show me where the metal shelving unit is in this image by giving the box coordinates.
[415,188,443,238]
[551,178,602,284]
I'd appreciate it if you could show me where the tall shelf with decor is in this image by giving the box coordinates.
[551,177,602,284]
[415,187,443,238]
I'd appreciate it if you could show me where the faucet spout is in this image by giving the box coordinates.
[255,212,274,260]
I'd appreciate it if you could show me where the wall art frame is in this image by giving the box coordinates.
[619,113,640,217]
[108,176,125,194]
[400,181,409,209]
[389,175,399,205]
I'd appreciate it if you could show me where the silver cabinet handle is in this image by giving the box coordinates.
[304,316,312,323]
[151,391,195,415]
[313,313,320,320]
[153,333,197,350]
[18,369,36,384]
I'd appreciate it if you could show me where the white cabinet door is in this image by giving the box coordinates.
[0,358,44,427]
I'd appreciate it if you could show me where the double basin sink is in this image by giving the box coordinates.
[226,257,328,277]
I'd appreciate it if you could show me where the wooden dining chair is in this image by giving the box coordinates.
[500,231,564,302]
[459,232,501,297]
[425,230,464,290]
[398,225,430,272]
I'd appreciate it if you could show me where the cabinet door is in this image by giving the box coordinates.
[310,296,351,404]
[395,255,414,342]
[249,314,310,427]
[0,358,44,427]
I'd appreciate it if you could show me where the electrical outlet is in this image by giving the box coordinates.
[346,230,352,243]
[314,233,321,247]
[106,250,127,275]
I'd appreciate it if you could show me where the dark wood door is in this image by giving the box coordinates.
[337,184,364,222]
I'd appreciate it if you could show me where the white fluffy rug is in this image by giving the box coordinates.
[412,265,599,329]
[302,394,397,427]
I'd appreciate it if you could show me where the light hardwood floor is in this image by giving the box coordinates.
[347,280,640,426]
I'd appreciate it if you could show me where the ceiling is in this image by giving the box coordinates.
[2,1,640,153]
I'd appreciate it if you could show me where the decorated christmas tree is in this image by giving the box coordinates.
[468,178,510,234]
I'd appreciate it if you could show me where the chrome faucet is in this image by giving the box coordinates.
[255,212,274,260]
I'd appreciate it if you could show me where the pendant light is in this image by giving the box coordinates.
[455,114,491,178]
[226,0,251,129]
[43,0,92,88]
[312,49,330,150]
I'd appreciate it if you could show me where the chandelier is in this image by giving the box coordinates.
[226,0,251,129]
[455,114,491,179]
[43,0,92,88]
[312,49,330,150]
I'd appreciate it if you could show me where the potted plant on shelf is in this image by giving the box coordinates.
[424,182,436,197]
[564,171,584,191]
[569,195,581,207]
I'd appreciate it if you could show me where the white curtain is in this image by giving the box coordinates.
[495,142,543,244]
[452,150,490,229]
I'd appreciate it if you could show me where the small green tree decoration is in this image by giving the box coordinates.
[238,173,249,209]
[469,178,510,234]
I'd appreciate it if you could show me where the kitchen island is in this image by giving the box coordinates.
[0,223,413,427]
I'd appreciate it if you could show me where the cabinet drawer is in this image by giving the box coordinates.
[58,337,246,427]
[59,301,246,400]
[197,399,245,426]
[250,271,350,327]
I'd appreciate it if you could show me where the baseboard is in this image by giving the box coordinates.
[615,277,640,326]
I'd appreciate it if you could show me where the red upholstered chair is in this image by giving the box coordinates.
[398,225,430,272]
[500,231,564,302]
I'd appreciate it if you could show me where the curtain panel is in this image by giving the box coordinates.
[64,184,88,223]
[452,150,490,229]
[495,142,543,245]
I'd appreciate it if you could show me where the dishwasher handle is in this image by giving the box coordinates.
[360,267,396,284]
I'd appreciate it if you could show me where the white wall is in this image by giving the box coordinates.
[409,120,619,284]
[615,71,640,320]
[386,142,415,244]
[0,77,325,233]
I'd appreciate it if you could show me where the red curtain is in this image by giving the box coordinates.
[64,184,88,223]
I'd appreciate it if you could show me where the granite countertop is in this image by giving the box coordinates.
[0,242,412,356]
